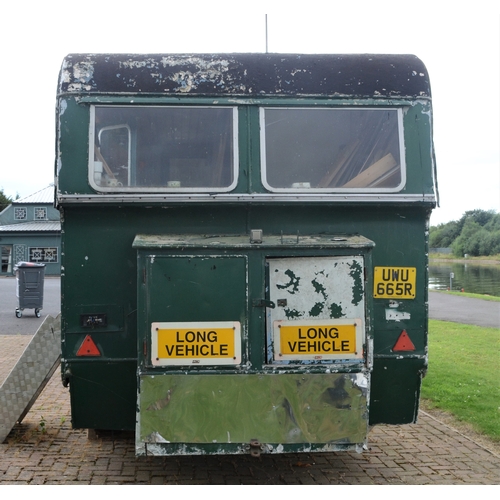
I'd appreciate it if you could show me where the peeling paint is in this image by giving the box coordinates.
[72,61,94,83]
[309,302,324,317]
[284,308,303,319]
[311,278,328,301]
[268,256,366,366]
[276,269,301,294]
[270,256,365,322]
[329,303,344,318]
[58,53,431,99]
[348,260,364,305]
[385,309,411,321]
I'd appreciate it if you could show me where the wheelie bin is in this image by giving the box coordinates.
[14,262,45,318]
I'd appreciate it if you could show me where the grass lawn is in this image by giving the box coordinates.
[429,253,500,265]
[421,320,500,442]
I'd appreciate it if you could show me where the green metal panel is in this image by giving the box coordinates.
[144,255,247,324]
[369,357,425,424]
[59,202,428,432]
[66,361,136,430]
[58,98,91,194]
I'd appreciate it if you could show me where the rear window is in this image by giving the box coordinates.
[260,108,405,192]
[89,106,238,192]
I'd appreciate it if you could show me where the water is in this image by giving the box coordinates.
[429,261,500,297]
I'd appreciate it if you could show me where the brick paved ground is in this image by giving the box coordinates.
[1,334,499,485]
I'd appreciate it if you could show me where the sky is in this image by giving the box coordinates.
[0,1,498,226]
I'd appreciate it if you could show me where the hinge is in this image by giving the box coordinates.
[252,299,275,309]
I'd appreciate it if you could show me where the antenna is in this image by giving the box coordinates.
[265,14,269,53]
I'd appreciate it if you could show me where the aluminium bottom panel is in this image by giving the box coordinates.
[136,372,369,456]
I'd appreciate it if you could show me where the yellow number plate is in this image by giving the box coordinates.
[151,321,241,366]
[373,267,416,299]
[274,319,363,361]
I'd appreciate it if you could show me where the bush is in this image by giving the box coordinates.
[434,210,499,257]
[452,220,481,256]
[452,219,500,257]
[430,220,460,248]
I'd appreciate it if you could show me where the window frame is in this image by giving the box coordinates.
[259,107,407,193]
[34,207,48,220]
[28,247,59,263]
[88,105,239,194]
[1,245,13,273]
[14,207,27,220]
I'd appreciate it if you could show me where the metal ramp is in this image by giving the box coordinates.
[0,314,61,442]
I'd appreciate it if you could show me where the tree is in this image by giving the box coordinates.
[484,212,500,232]
[457,209,496,232]
[0,188,13,212]
[431,209,500,257]
[429,220,460,248]
[452,218,500,257]
[452,219,480,256]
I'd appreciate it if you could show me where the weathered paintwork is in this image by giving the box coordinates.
[267,256,366,362]
[59,53,430,98]
[56,53,437,454]
[134,235,373,454]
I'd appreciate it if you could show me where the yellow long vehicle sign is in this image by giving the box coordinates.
[151,321,241,366]
[273,319,363,361]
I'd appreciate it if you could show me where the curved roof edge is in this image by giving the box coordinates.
[58,53,431,99]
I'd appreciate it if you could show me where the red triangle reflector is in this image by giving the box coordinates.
[76,335,101,356]
[393,330,416,352]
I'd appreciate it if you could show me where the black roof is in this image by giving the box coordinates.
[58,53,431,99]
